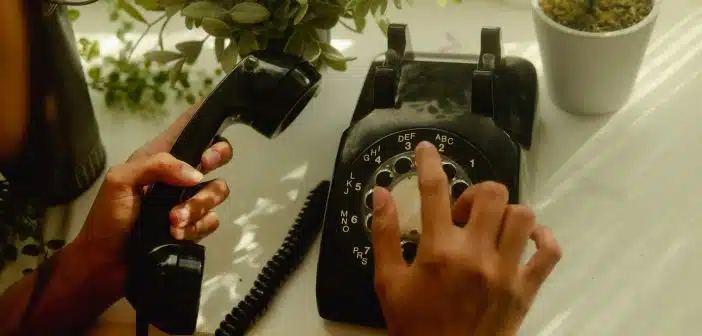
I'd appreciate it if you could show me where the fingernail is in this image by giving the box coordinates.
[182,165,204,182]
[175,206,190,227]
[373,187,388,210]
[416,141,434,150]
[203,148,222,167]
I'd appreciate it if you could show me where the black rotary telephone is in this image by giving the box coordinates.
[315,24,538,327]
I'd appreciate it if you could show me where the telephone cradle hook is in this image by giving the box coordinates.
[371,24,507,119]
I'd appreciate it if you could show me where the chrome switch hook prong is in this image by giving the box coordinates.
[471,27,503,119]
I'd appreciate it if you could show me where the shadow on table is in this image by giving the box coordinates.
[194,123,337,332]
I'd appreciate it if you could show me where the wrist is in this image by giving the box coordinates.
[66,238,127,299]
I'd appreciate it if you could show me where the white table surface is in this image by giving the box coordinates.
[60,0,702,335]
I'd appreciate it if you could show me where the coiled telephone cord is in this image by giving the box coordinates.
[214,180,330,336]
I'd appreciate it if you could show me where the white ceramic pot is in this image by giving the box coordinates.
[531,0,660,115]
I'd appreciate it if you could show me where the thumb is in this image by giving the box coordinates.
[112,152,204,188]
[371,187,406,275]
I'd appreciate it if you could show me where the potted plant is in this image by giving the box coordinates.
[532,0,659,115]
[67,0,411,116]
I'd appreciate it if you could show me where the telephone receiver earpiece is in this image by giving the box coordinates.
[125,50,321,336]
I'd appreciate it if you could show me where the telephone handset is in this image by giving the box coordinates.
[315,24,538,327]
[125,51,322,336]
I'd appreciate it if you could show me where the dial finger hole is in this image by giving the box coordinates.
[393,156,413,175]
[450,179,470,200]
[375,170,393,188]
[442,162,457,180]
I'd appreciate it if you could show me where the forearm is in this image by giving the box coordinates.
[0,240,126,335]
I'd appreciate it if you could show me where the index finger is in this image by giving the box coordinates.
[154,103,201,150]
[414,141,453,241]
[128,104,200,163]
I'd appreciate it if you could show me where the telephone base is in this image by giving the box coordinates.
[316,24,537,328]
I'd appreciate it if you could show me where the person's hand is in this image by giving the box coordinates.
[74,105,233,271]
[371,141,562,336]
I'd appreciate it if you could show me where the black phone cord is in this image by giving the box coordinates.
[214,180,330,336]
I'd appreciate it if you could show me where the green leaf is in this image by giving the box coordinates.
[230,2,271,24]
[294,2,309,24]
[311,1,344,16]
[158,0,185,6]
[135,0,160,10]
[345,0,357,13]
[165,4,182,16]
[284,30,305,57]
[320,42,355,62]
[354,0,372,32]
[153,71,169,84]
[143,50,183,64]
[214,37,225,62]
[87,67,101,81]
[326,58,348,71]
[90,41,100,58]
[201,18,233,37]
[370,0,388,14]
[169,58,186,84]
[274,0,293,20]
[302,33,321,62]
[238,31,259,57]
[175,40,204,64]
[285,28,322,62]
[109,11,120,21]
[182,1,227,19]
[375,15,390,34]
[67,8,80,22]
[220,42,239,73]
[153,90,166,104]
[186,93,196,104]
[306,15,339,30]
[118,0,148,24]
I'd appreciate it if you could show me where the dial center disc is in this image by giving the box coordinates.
[390,175,423,236]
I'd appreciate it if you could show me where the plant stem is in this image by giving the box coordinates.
[158,15,173,51]
[127,13,167,61]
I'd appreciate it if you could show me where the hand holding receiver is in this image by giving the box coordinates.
[125,50,321,336]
